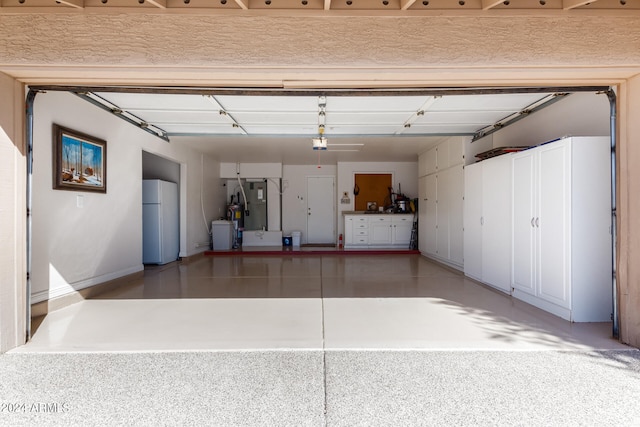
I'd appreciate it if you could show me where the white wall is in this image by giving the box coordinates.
[336,161,418,237]
[282,165,337,244]
[31,91,225,303]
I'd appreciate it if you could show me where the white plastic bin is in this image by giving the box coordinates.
[291,231,301,247]
[211,220,233,250]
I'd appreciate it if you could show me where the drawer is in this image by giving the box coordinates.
[355,223,369,229]
[392,217,412,224]
[354,217,368,223]
[355,229,368,236]
[370,216,392,223]
[353,237,368,244]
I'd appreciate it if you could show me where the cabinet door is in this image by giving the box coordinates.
[481,156,512,292]
[436,170,451,259]
[344,216,354,245]
[512,151,536,295]
[369,217,392,245]
[418,177,428,252]
[463,163,483,280]
[448,165,464,265]
[392,216,413,246]
[437,145,450,171]
[421,174,438,255]
[537,142,570,308]
[448,138,465,166]
[424,147,437,176]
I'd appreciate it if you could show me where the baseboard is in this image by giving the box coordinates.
[419,252,464,273]
[30,270,144,318]
[180,251,205,264]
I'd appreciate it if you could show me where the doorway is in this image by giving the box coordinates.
[142,151,181,264]
[306,176,335,245]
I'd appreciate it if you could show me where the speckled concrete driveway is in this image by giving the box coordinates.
[1,349,639,426]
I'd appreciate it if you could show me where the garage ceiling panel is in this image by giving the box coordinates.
[429,93,552,111]
[95,93,218,111]
[326,96,426,112]
[242,124,320,134]
[413,110,513,125]
[130,110,234,125]
[402,124,482,134]
[230,112,318,125]
[161,124,245,134]
[216,95,318,112]
[326,112,413,125]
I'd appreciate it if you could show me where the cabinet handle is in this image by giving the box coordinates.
[480,217,484,225]
[531,217,535,227]
[535,217,539,227]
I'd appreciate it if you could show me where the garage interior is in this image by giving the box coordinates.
[17,84,620,353]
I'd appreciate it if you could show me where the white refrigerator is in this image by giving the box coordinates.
[142,179,179,265]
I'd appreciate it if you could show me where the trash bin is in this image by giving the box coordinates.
[292,231,301,247]
[282,235,292,247]
[211,220,233,250]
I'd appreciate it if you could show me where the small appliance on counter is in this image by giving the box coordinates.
[386,184,412,213]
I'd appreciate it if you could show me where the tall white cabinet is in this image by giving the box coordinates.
[418,138,464,269]
[463,154,513,293]
[511,137,612,322]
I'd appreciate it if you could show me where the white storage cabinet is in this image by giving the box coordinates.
[511,137,612,322]
[418,138,464,269]
[463,154,513,293]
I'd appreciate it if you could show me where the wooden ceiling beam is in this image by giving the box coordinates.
[146,0,167,8]
[401,0,417,10]
[234,0,249,9]
[55,0,84,9]
[563,0,597,9]
[482,0,503,9]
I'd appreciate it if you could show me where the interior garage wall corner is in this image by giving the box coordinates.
[30,91,222,305]
[0,72,26,352]
[618,74,640,348]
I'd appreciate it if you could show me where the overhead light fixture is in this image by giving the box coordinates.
[312,137,328,150]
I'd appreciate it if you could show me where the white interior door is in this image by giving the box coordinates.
[306,176,335,244]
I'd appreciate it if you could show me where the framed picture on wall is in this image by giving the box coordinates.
[53,124,107,193]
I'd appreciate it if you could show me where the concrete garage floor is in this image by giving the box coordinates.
[3,255,640,426]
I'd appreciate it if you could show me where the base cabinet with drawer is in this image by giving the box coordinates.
[344,215,369,246]
[344,214,414,248]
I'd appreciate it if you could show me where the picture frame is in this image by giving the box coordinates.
[53,124,107,193]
